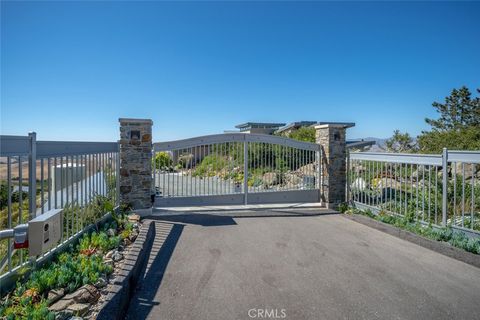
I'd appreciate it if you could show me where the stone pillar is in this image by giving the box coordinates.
[314,123,353,210]
[119,118,153,214]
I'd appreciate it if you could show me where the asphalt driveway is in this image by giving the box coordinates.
[125,208,480,320]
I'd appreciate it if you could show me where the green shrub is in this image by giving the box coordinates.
[0,298,54,320]
[466,238,480,254]
[449,232,468,249]
[120,229,132,240]
[153,152,173,170]
[79,231,120,253]
[192,154,227,177]
[0,228,118,319]
[337,203,349,213]
[347,206,480,255]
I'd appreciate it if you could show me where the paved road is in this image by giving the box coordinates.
[125,208,480,320]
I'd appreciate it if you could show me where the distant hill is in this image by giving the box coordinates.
[356,137,421,152]
[361,137,388,152]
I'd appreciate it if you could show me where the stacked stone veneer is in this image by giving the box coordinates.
[315,124,347,210]
[119,118,153,210]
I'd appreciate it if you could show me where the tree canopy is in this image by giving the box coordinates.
[385,130,417,153]
[278,126,316,143]
[425,86,480,131]
[418,86,480,153]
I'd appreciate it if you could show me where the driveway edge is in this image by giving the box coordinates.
[343,213,480,269]
[97,220,155,320]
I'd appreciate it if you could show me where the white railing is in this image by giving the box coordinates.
[348,149,480,235]
[0,133,120,281]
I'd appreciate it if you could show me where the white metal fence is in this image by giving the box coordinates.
[153,133,322,206]
[348,149,480,235]
[0,133,119,280]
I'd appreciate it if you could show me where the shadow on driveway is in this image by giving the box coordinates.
[125,221,184,320]
[125,208,337,319]
[150,213,238,226]
[149,207,337,226]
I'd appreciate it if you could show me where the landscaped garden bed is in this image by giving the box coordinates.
[0,209,142,320]
[341,205,480,255]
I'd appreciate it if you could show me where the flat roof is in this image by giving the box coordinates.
[346,140,376,148]
[276,121,317,133]
[315,122,356,129]
[235,122,286,129]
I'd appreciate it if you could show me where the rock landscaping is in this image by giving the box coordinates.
[0,211,142,320]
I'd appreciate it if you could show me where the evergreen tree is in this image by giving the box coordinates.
[418,86,480,153]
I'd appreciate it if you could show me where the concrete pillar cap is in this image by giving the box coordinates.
[314,122,355,129]
[119,118,153,125]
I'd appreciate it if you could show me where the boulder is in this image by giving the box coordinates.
[47,288,65,306]
[354,165,365,174]
[112,251,124,262]
[262,172,278,186]
[67,303,90,316]
[297,163,315,174]
[105,250,115,259]
[128,230,139,242]
[351,178,366,191]
[375,178,397,190]
[128,214,141,223]
[285,173,302,185]
[454,162,480,180]
[49,298,75,312]
[94,276,108,289]
[54,309,73,320]
[66,284,100,304]
[103,258,114,268]
[106,229,116,237]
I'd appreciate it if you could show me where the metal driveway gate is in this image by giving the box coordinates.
[153,133,322,206]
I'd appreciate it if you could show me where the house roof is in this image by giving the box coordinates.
[346,139,376,149]
[235,122,286,129]
[276,121,318,133]
[314,122,356,129]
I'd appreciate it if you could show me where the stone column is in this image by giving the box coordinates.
[119,118,153,214]
[314,123,354,210]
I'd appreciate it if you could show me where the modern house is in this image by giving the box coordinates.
[227,121,375,150]
[275,121,317,136]
[162,122,375,169]
[234,122,286,135]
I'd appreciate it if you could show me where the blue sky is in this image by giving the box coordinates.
[1,1,479,142]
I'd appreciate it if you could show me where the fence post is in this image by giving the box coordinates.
[314,123,354,210]
[119,118,153,215]
[442,147,448,227]
[243,139,248,205]
[28,132,37,219]
[316,149,322,205]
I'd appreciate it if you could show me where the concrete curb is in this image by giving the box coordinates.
[96,220,155,320]
[343,213,480,269]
